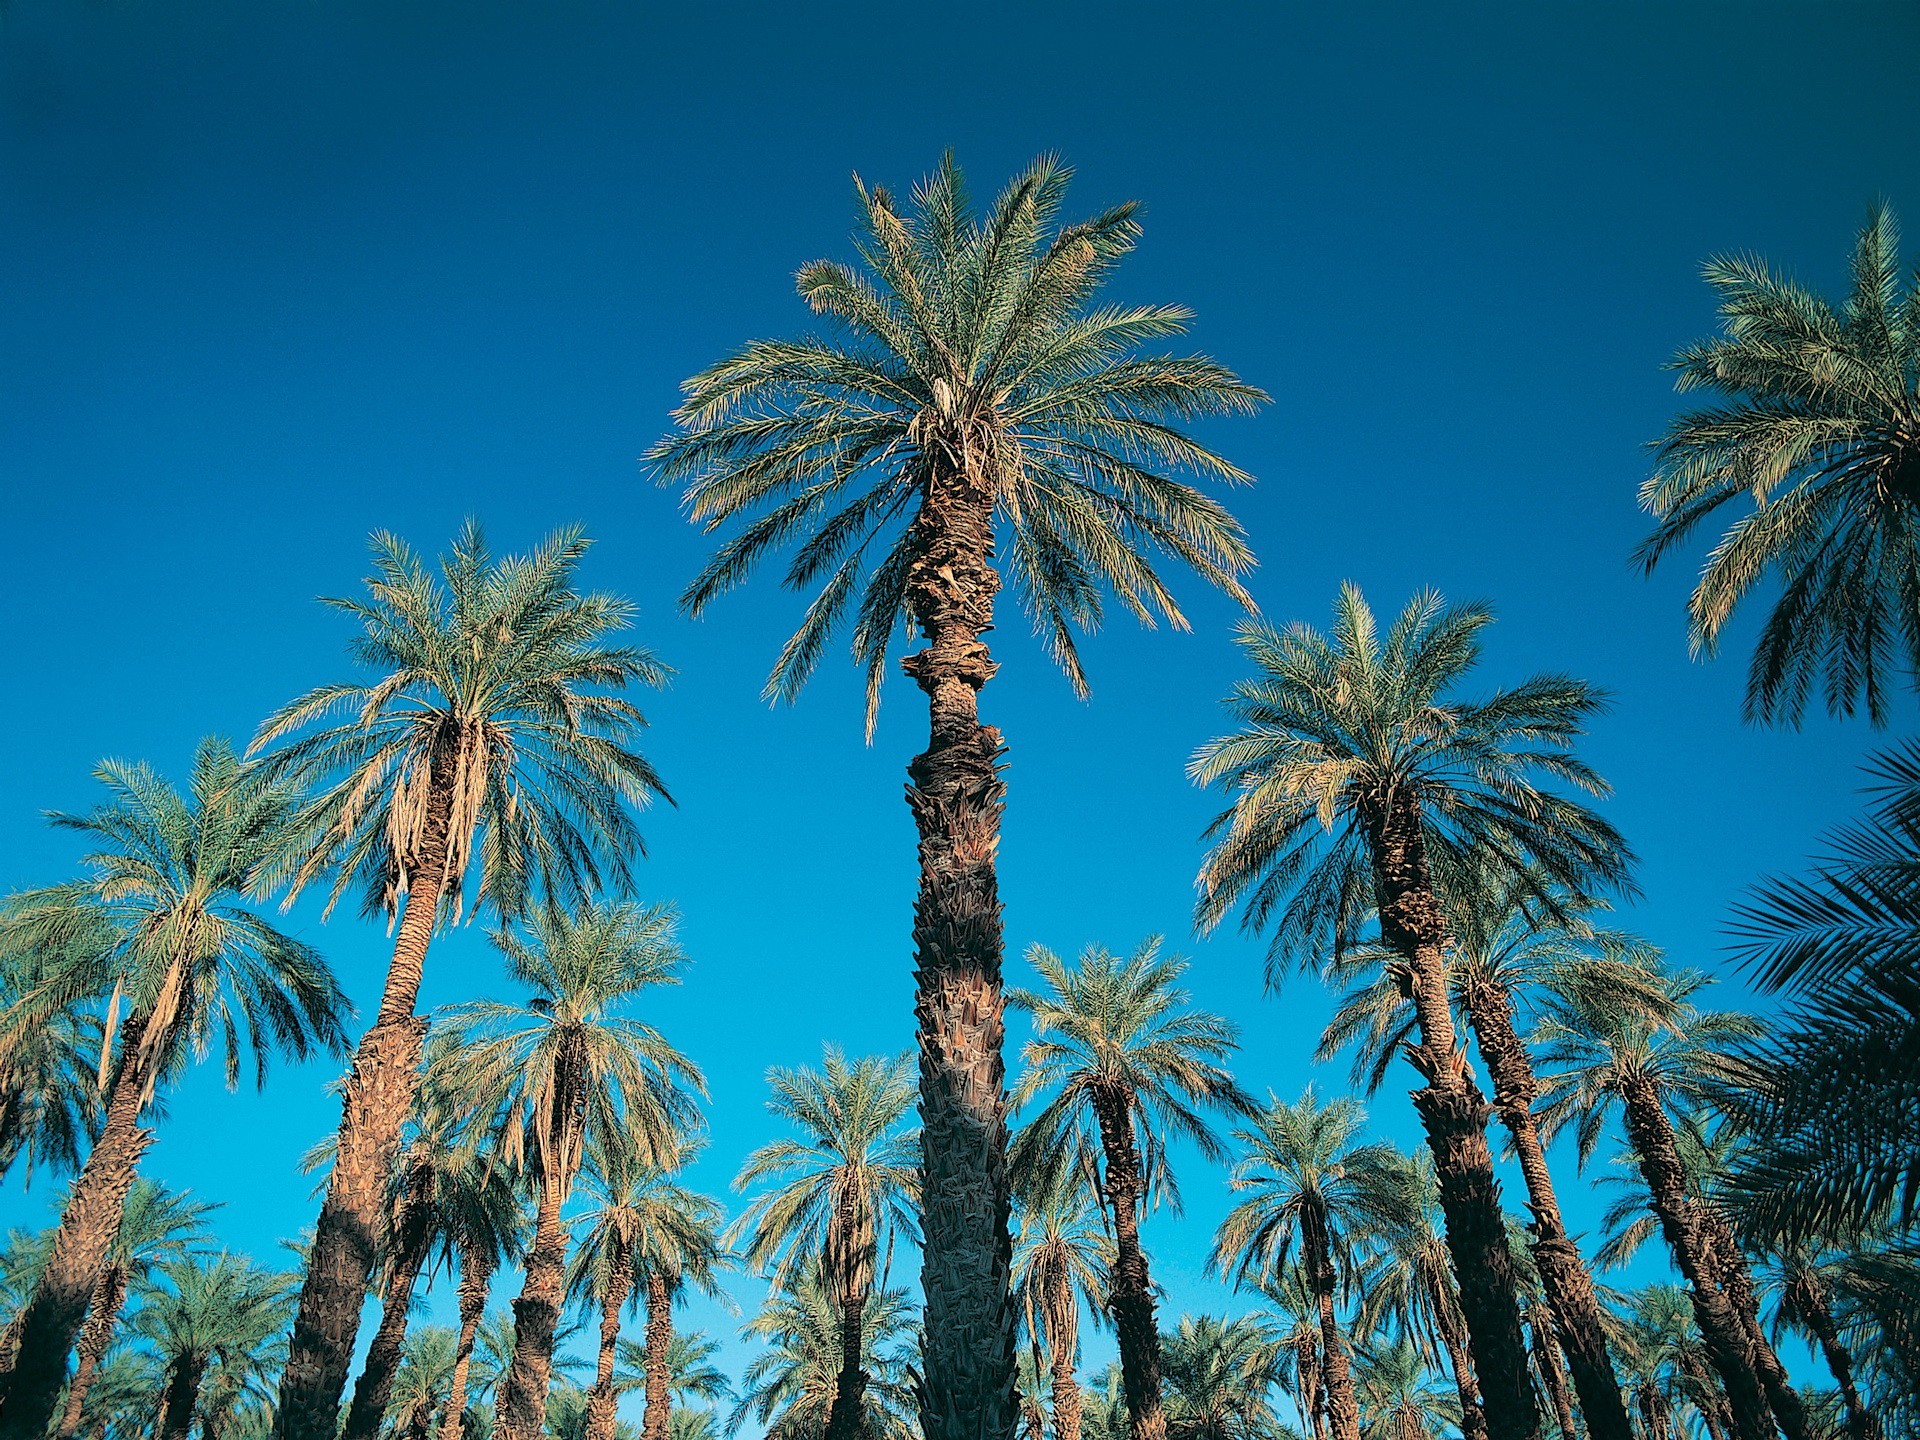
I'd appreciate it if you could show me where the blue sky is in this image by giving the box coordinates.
[3,0,1918,1422]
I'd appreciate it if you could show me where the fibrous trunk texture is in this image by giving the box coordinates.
[1615,1078,1774,1440]
[901,453,1017,1440]
[585,1245,633,1440]
[55,1264,127,1440]
[1527,1306,1578,1440]
[1365,798,1537,1440]
[1307,1239,1360,1440]
[1090,1084,1165,1440]
[274,758,455,1440]
[0,1002,172,1440]
[1789,1275,1873,1440]
[638,1270,673,1440]
[1294,1334,1327,1440]
[1465,984,1630,1440]
[1437,1300,1488,1440]
[435,1253,492,1440]
[341,1156,437,1440]
[1703,1219,1807,1440]
[824,1268,869,1440]
[157,1358,208,1440]
[1045,1273,1082,1440]
[498,1065,585,1440]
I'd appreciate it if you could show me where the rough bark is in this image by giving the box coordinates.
[1365,796,1537,1440]
[435,1252,492,1440]
[637,1269,673,1440]
[584,1244,632,1440]
[1615,1078,1775,1440]
[901,450,1017,1440]
[54,1266,127,1440]
[497,1062,586,1440]
[1696,1222,1807,1440]
[1305,1235,1360,1440]
[1464,983,1631,1440]
[1785,1273,1873,1440]
[1636,1388,1674,1440]
[157,1358,208,1440]
[0,1005,170,1440]
[1528,1307,1577,1440]
[1043,1271,1081,1440]
[1437,1303,1489,1440]
[1089,1084,1165,1440]
[341,1157,437,1440]
[1295,1335,1327,1440]
[825,1269,869,1439]
[273,754,454,1440]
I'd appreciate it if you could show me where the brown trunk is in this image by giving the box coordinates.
[0,1001,172,1440]
[639,1271,672,1440]
[497,1066,585,1440]
[1465,983,1631,1440]
[157,1357,208,1440]
[435,1252,492,1440]
[1528,1307,1577,1440]
[1293,1334,1326,1440]
[55,1266,128,1440]
[1306,1236,1359,1440]
[1615,1078,1775,1440]
[1089,1084,1165,1440]
[1635,1388,1673,1440]
[1044,1271,1081,1440]
[1437,1303,1489,1440]
[341,1156,437,1440]
[1705,1225,1807,1440]
[584,1243,632,1440]
[1785,1272,1873,1440]
[901,450,1017,1440]
[824,1275,868,1440]
[1365,797,1537,1440]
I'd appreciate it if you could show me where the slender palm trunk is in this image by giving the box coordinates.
[55,1266,128,1440]
[156,1357,208,1440]
[584,1245,632,1440]
[1465,986,1630,1440]
[1785,1274,1872,1440]
[1635,1389,1673,1440]
[498,1077,584,1440]
[902,457,1017,1440]
[1614,1078,1774,1440]
[1701,1223,1807,1440]
[1365,798,1537,1440]
[0,1000,174,1440]
[1088,1083,1164,1440]
[824,1275,869,1440]
[1044,1273,1082,1440]
[275,758,455,1440]
[1305,1237,1359,1440]
[1293,1333,1327,1440]
[1528,1306,1577,1440]
[639,1271,672,1440]
[341,1161,437,1440]
[436,1252,492,1440]
[1436,1300,1488,1440]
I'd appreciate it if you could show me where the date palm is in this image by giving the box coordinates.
[731,1048,917,1440]
[1351,1340,1460,1440]
[0,741,347,1440]
[731,1270,918,1440]
[1159,1315,1293,1440]
[1010,939,1254,1440]
[649,154,1263,1440]
[435,901,703,1440]
[254,522,671,1440]
[129,1253,298,1440]
[612,1331,730,1424]
[1193,584,1633,1440]
[429,1145,526,1440]
[1636,205,1920,727]
[389,1327,461,1440]
[1011,1163,1111,1440]
[0,944,102,1190]
[1606,1285,1728,1440]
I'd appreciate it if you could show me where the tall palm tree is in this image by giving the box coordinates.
[1758,1246,1875,1440]
[731,1049,917,1440]
[1351,1340,1460,1440]
[1011,1163,1111,1440]
[1211,1091,1404,1440]
[254,522,672,1440]
[428,1147,525,1440]
[0,741,348,1440]
[56,1181,217,1440]
[612,1331,730,1432]
[1010,939,1254,1440]
[1158,1315,1293,1440]
[1636,205,1920,727]
[129,1253,298,1440]
[1606,1285,1730,1440]
[1534,964,1796,1440]
[731,1271,918,1440]
[649,154,1264,1440]
[435,901,703,1440]
[1193,585,1633,1440]
[569,1134,728,1440]
[389,1327,461,1440]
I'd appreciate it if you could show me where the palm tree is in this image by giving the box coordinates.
[1011,1163,1111,1440]
[129,1253,298,1440]
[731,1048,917,1440]
[435,901,703,1440]
[1158,1315,1294,1440]
[649,154,1264,1440]
[1635,205,1920,727]
[389,1327,461,1440]
[1606,1285,1729,1440]
[612,1331,730,1429]
[1258,1271,1329,1440]
[1759,1246,1875,1440]
[429,1148,525,1440]
[731,1270,918,1440]
[0,943,102,1189]
[1010,939,1254,1440]
[254,522,672,1440]
[1193,585,1633,1440]
[1211,1091,1404,1440]
[1351,1340,1460,1440]
[569,1134,728,1440]
[1534,964,1796,1440]
[0,741,348,1440]
[56,1181,217,1440]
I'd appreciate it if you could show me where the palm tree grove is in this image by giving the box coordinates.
[0,8,1916,1440]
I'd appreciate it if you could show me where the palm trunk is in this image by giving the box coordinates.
[1294,1333,1327,1440]
[824,1275,869,1440]
[1306,1236,1360,1440]
[435,1251,492,1440]
[584,1244,633,1440]
[341,1157,437,1440]
[1044,1271,1081,1440]
[156,1357,208,1440]
[1701,1220,1806,1440]
[1365,798,1538,1440]
[1635,1388,1673,1440]
[1437,1302,1489,1440]
[1465,984,1630,1440]
[1528,1306,1577,1440]
[639,1270,673,1440]
[274,755,455,1440]
[1089,1084,1165,1440]
[1614,1077,1774,1440]
[1784,1272,1871,1440]
[55,1265,128,1440]
[902,457,1018,1440]
[0,1001,173,1440]
[498,1075,585,1440]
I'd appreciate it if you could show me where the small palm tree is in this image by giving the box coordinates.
[1636,205,1920,727]
[129,1253,299,1440]
[1193,584,1633,1440]
[388,1327,461,1440]
[1606,1285,1728,1440]
[435,901,703,1440]
[731,1048,917,1440]
[0,943,102,1189]
[613,1330,730,1422]
[1351,1340,1460,1440]
[1010,939,1254,1440]
[1158,1315,1294,1440]
[1211,1091,1403,1440]
[731,1270,918,1440]
[429,1147,526,1440]
[1011,1162,1112,1440]
[0,741,347,1440]
[650,155,1264,1440]
[1258,1270,1329,1440]
[255,523,672,1440]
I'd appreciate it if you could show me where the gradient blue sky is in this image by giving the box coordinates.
[3,0,1918,1421]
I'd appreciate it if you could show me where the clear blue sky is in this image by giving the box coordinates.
[3,0,1917,1420]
